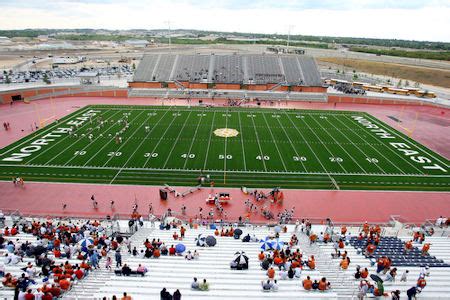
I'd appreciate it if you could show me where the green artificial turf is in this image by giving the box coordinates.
[0,105,448,191]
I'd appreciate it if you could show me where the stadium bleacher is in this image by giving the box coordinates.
[132,53,322,87]
[1,213,449,300]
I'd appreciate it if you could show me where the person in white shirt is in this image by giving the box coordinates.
[294,267,302,278]
[34,288,44,300]
[400,270,409,282]
[271,279,279,291]
[278,268,288,280]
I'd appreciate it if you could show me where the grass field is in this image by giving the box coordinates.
[317,57,450,88]
[0,105,449,191]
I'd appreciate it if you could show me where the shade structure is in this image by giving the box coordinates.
[196,234,207,247]
[206,235,217,247]
[272,238,284,250]
[175,243,186,253]
[234,228,243,236]
[260,237,273,251]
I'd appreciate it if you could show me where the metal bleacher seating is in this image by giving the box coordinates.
[348,236,450,267]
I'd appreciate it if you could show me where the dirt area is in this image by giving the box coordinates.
[318,57,450,88]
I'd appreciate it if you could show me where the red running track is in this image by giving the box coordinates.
[0,97,449,224]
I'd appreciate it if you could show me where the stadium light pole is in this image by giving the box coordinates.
[287,25,294,51]
[166,20,172,51]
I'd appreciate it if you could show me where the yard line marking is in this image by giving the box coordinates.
[78,110,140,167]
[261,112,288,171]
[100,110,147,167]
[284,112,329,173]
[323,116,387,174]
[224,109,229,182]
[22,107,104,164]
[48,110,123,166]
[364,113,449,169]
[237,111,247,171]
[308,115,368,173]
[109,109,171,184]
[0,106,92,158]
[162,111,193,169]
[141,107,181,168]
[182,110,204,169]
[274,116,307,172]
[334,115,408,175]
[202,111,216,170]
[347,114,427,174]
[249,111,267,172]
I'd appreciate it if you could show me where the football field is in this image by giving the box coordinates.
[0,104,449,191]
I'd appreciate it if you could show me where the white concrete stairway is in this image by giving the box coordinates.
[66,223,338,299]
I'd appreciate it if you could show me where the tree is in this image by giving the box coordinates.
[405,80,409,87]
[5,74,11,84]
[336,69,340,74]
[352,73,358,80]
[132,63,136,70]
[397,80,403,88]
[414,82,420,88]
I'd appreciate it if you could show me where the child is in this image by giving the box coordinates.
[400,270,409,282]
[105,256,112,271]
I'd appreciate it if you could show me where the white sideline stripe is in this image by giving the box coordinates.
[1,163,447,178]
[0,106,91,157]
[0,179,448,193]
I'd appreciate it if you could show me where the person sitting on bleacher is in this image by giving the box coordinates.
[2,273,17,287]
[74,267,84,280]
[169,245,176,256]
[319,277,330,291]
[191,277,200,290]
[121,264,132,276]
[312,280,319,290]
[59,277,71,291]
[302,276,313,290]
[385,268,397,282]
[261,279,273,291]
[160,244,168,255]
[404,240,414,253]
[136,264,148,275]
[421,243,430,256]
[199,279,209,291]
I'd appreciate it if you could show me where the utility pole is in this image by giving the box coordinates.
[167,20,171,51]
[287,25,294,53]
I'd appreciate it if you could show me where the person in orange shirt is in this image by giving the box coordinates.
[267,267,275,279]
[318,277,329,291]
[308,255,315,269]
[340,257,349,270]
[214,229,219,236]
[302,276,313,290]
[366,244,376,256]
[58,278,71,291]
[361,268,369,279]
[417,277,427,289]
[309,234,317,245]
[274,256,283,266]
[404,240,413,253]
[422,243,430,256]
[258,251,265,261]
[338,239,345,249]
[121,292,132,300]
[153,248,161,258]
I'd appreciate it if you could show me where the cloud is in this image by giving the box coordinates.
[0,0,449,42]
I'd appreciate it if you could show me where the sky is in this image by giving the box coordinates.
[0,0,449,42]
